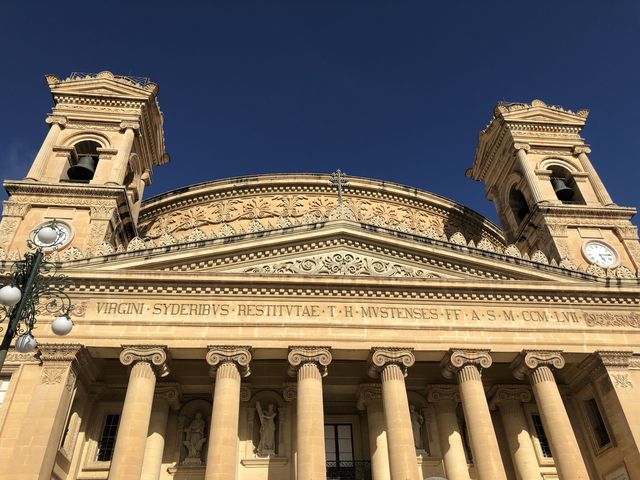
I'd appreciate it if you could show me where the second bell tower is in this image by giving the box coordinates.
[469,99,639,275]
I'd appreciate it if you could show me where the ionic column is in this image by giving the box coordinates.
[109,346,170,480]
[25,115,66,181]
[288,346,332,480]
[489,385,542,480]
[204,346,252,480]
[512,351,589,480]
[140,384,181,480]
[515,143,545,205]
[426,385,471,480]
[106,121,138,185]
[357,384,391,480]
[441,349,507,480]
[368,348,420,480]
[573,145,614,205]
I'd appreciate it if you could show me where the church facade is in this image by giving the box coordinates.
[0,72,639,480]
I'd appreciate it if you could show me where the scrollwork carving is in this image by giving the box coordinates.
[120,345,170,377]
[356,383,382,410]
[425,385,460,404]
[287,346,332,377]
[155,383,182,410]
[511,350,564,380]
[282,382,297,402]
[441,349,492,379]
[38,343,84,364]
[206,345,252,377]
[368,347,415,378]
[488,385,532,410]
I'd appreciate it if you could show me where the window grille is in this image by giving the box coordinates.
[96,414,120,461]
[531,414,552,457]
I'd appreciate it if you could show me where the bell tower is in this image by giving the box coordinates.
[469,99,640,275]
[0,71,169,257]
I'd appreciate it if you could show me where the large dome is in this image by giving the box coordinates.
[138,173,505,249]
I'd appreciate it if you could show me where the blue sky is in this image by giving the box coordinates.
[0,1,639,225]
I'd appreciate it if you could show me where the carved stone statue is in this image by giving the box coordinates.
[183,412,207,465]
[409,404,424,450]
[256,401,277,455]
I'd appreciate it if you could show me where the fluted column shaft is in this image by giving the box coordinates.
[140,398,170,480]
[109,362,158,479]
[575,148,614,205]
[107,124,136,185]
[512,351,589,480]
[427,386,471,480]
[26,117,65,181]
[516,145,545,205]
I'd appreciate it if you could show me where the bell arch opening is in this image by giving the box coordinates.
[65,140,100,182]
[508,186,530,224]
[549,165,584,204]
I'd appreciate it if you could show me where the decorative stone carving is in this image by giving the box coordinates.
[155,383,182,410]
[95,241,115,256]
[356,383,382,410]
[511,350,565,380]
[530,250,549,265]
[206,345,252,377]
[449,232,466,245]
[476,238,495,252]
[245,252,438,278]
[120,345,170,377]
[615,265,636,279]
[41,366,67,384]
[256,401,277,456]
[240,383,252,402]
[368,347,415,378]
[182,412,207,465]
[127,236,147,252]
[488,385,532,410]
[282,382,297,402]
[287,346,332,377]
[425,385,460,403]
[410,404,424,449]
[440,349,492,379]
[38,343,84,364]
[156,232,177,247]
[60,247,83,261]
[585,263,606,277]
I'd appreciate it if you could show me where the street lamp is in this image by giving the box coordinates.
[0,220,75,370]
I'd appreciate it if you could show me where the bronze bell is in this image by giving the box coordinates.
[67,155,96,181]
[551,177,574,201]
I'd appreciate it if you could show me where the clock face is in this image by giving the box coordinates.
[583,241,618,268]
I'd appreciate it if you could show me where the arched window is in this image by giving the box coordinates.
[549,165,585,204]
[66,140,100,182]
[509,187,530,223]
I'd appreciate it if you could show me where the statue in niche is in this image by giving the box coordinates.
[409,405,424,450]
[183,412,207,465]
[256,401,277,455]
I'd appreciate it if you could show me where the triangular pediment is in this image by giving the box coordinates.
[66,220,593,284]
[501,105,587,126]
[49,76,153,101]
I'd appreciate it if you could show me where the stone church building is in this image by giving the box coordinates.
[0,72,638,480]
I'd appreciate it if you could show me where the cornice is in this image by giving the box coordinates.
[368,347,415,378]
[287,346,332,377]
[3,181,127,200]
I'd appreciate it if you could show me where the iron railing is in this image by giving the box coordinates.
[326,461,371,480]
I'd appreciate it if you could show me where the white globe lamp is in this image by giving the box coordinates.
[51,315,73,336]
[0,285,22,307]
[15,334,37,353]
[36,226,59,246]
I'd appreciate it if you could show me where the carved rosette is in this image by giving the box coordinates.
[206,345,252,378]
[440,349,492,380]
[356,383,382,410]
[425,385,460,404]
[367,347,415,378]
[287,346,332,377]
[120,345,171,378]
[511,350,565,380]
[488,385,532,410]
[155,383,182,410]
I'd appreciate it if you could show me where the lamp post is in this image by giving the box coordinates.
[0,220,74,370]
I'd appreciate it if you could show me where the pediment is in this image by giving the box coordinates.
[70,221,592,284]
[501,105,586,126]
[50,77,152,101]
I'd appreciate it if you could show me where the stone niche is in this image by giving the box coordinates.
[169,398,212,478]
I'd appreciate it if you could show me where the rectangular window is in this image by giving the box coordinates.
[0,377,10,407]
[325,424,354,480]
[96,414,120,461]
[584,398,611,449]
[531,414,553,458]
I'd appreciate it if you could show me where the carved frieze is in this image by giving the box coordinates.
[120,345,170,377]
[441,349,492,379]
[425,385,460,404]
[206,345,252,377]
[368,347,415,378]
[287,346,332,377]
[511,350,565,380]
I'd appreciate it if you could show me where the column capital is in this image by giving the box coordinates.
[287,346,332,377]
[440,349,492,379]
[206,345,252,378]
[426,384,460,404]
[596,350,633,369]
[511,350,564,380]
[573,145,592,155]
[488,385,532,410]
[45,115,67,127]
[38,343,84,364]
[120,120,140,131]
[155,383,182,410]
[120,345,171,377]
[513,142,531,152]
[240,383,252,402]
[367,347,415,378]
[356,383,382,410]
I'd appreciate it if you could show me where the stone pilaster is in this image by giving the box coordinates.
[204,346,252,480]
[10,344,83,480]
[109,345,170,480]
[140,383,181,480]
[441,349,507,480]
[514,143,545,205]
[368,347,420,480]
[288,346,332,480]
[25,115,67,181]
[426,385,471,480]
[489,385,542,480]
[107,121,139,185]
[357,384,391,480]
[512,351,589,480]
